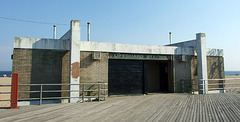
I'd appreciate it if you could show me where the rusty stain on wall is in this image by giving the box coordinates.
[71,62,80,78]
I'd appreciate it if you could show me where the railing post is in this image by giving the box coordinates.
[104,83,106,101]
[202,80,205,94]
[198,79,200,94]
[205,80,208,94]
[222,79,225,93]
[198,79,205,94]
[98,84,100,102]
[204,80,206,95]
[82,84,84,103]
[192,80,195,95]
[182,80,184,93]
[40,85,42,105]
[9,73,19,109]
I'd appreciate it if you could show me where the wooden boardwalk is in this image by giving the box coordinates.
[0,93,239,122]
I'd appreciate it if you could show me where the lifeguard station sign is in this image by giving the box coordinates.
[109,53,171,60]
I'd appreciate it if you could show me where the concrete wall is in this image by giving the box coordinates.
[60,30,71,40]
[14,37,69,50]
[169,39,224,57]
[168,39,197,47]
[79,41,194,55]
[174,55,193,93]
[14,37,223,58]
[206,48,224,57]
[14,37,196,56]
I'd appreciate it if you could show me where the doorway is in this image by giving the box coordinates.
[148,61,169,92]
[108,60,144,95]
[108,60,171,95]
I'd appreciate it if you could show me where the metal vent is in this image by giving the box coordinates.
[92,52,101,60]
[179,55,186,62]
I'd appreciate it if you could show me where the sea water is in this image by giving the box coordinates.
[225,71,240,76]
[0,71,12,77]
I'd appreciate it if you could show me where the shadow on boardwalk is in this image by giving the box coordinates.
[0,93,239,122]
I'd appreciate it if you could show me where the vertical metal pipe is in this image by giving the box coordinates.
[169,32,174,86]
[169,32,172,44]
[222,79,225,93]
[198,80,200,94]
[82,85,85,103]
[53,25,56,39]
[98,84,100,102]
[40,85,42,105]
[87,22,90,41]
[193,80,195,95]
[203,80,205,94]
[104,84,106,101]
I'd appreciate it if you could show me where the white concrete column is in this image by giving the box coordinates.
[69,20,81,102]
[196,33,208,94]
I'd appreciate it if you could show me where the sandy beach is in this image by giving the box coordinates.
[224,76,240,93]
[0,77,11,107]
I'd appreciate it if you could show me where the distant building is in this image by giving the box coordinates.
[12,20,224,103]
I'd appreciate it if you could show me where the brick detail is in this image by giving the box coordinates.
[80,52,108,83]
[191,56,225,90]
[207,56,225,79]
[80,52,108,96]
[12,49,68,99]
[61,51,70,97]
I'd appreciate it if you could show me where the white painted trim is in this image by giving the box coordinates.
[78,41,194,55]
[14,37,223,56]
[14,37,69,50]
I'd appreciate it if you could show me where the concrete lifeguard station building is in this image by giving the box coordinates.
[12,20,224,103]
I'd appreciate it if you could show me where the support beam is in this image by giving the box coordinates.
[69,20,81,103]
[9,73,19,109]
[196,33,208,94]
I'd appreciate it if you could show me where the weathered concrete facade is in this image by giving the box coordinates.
[174,55,193,92]
[12,20,225,102]
[174,55,225,93]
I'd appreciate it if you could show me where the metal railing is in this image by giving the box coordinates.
[192,78,240,94]
[0,83,108,105]
[0,84,11,102]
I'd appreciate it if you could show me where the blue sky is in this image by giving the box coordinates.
[0,0,240,71]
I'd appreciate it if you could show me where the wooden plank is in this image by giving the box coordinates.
[0,93,239,122]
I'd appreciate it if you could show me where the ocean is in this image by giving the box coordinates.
[225,71,240,76]
[0,71,240,77]
[0,71,12,77]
